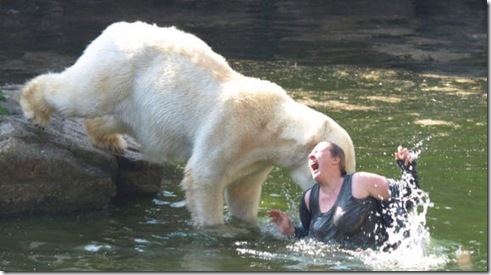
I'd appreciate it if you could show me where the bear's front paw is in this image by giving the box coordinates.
[19,97,52,129]
[19,82,53,129]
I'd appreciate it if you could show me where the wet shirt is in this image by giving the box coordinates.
[294,173,388,249]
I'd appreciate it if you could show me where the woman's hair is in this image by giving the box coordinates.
[328,142,347,176]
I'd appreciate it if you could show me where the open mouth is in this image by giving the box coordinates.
[310,161,319,172]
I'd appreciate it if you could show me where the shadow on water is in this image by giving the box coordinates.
[0,0,487,272]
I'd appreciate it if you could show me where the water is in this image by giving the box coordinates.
[0,0,487,271]
[0,176,441,272]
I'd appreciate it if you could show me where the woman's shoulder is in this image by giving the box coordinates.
[351,172,390,200]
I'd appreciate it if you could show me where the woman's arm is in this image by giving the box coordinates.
[353,146,421,201]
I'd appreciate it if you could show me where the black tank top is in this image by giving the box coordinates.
[307,174,388,248]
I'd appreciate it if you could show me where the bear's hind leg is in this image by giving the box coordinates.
[85,116,127,153]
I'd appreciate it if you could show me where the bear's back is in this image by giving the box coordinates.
[85,21,234,82]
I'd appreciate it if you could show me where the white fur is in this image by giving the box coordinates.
[20,21,356,227]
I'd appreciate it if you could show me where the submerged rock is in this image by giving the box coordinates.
[0,85,181,216]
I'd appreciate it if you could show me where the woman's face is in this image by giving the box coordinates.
[308,141,338,181]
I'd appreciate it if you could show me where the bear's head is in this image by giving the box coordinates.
[286,111,356,191]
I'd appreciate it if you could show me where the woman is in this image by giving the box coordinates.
[268,141,420,250]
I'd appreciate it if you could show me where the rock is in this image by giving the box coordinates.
[0,85,181,216]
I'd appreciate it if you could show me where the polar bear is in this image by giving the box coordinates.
[20,21,356,227]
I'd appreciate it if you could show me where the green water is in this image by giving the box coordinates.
[0,61,487,271]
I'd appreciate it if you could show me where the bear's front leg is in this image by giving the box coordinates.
[181,168,225,227]
[224,167,272,226]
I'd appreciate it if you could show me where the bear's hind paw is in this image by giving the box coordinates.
[90,133,127,154]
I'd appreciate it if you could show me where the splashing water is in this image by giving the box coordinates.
[362,138,449,270]
[358,187,449,271]
[408,136,432,160]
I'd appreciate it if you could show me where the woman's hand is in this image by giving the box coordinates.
[394,145,420,187]
[268,209,295,236]
[395,146,415,168]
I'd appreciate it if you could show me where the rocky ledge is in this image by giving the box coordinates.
[0,85,182,216]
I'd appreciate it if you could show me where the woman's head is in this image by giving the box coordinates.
[309,141,347,180]
[327,141,347,176]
